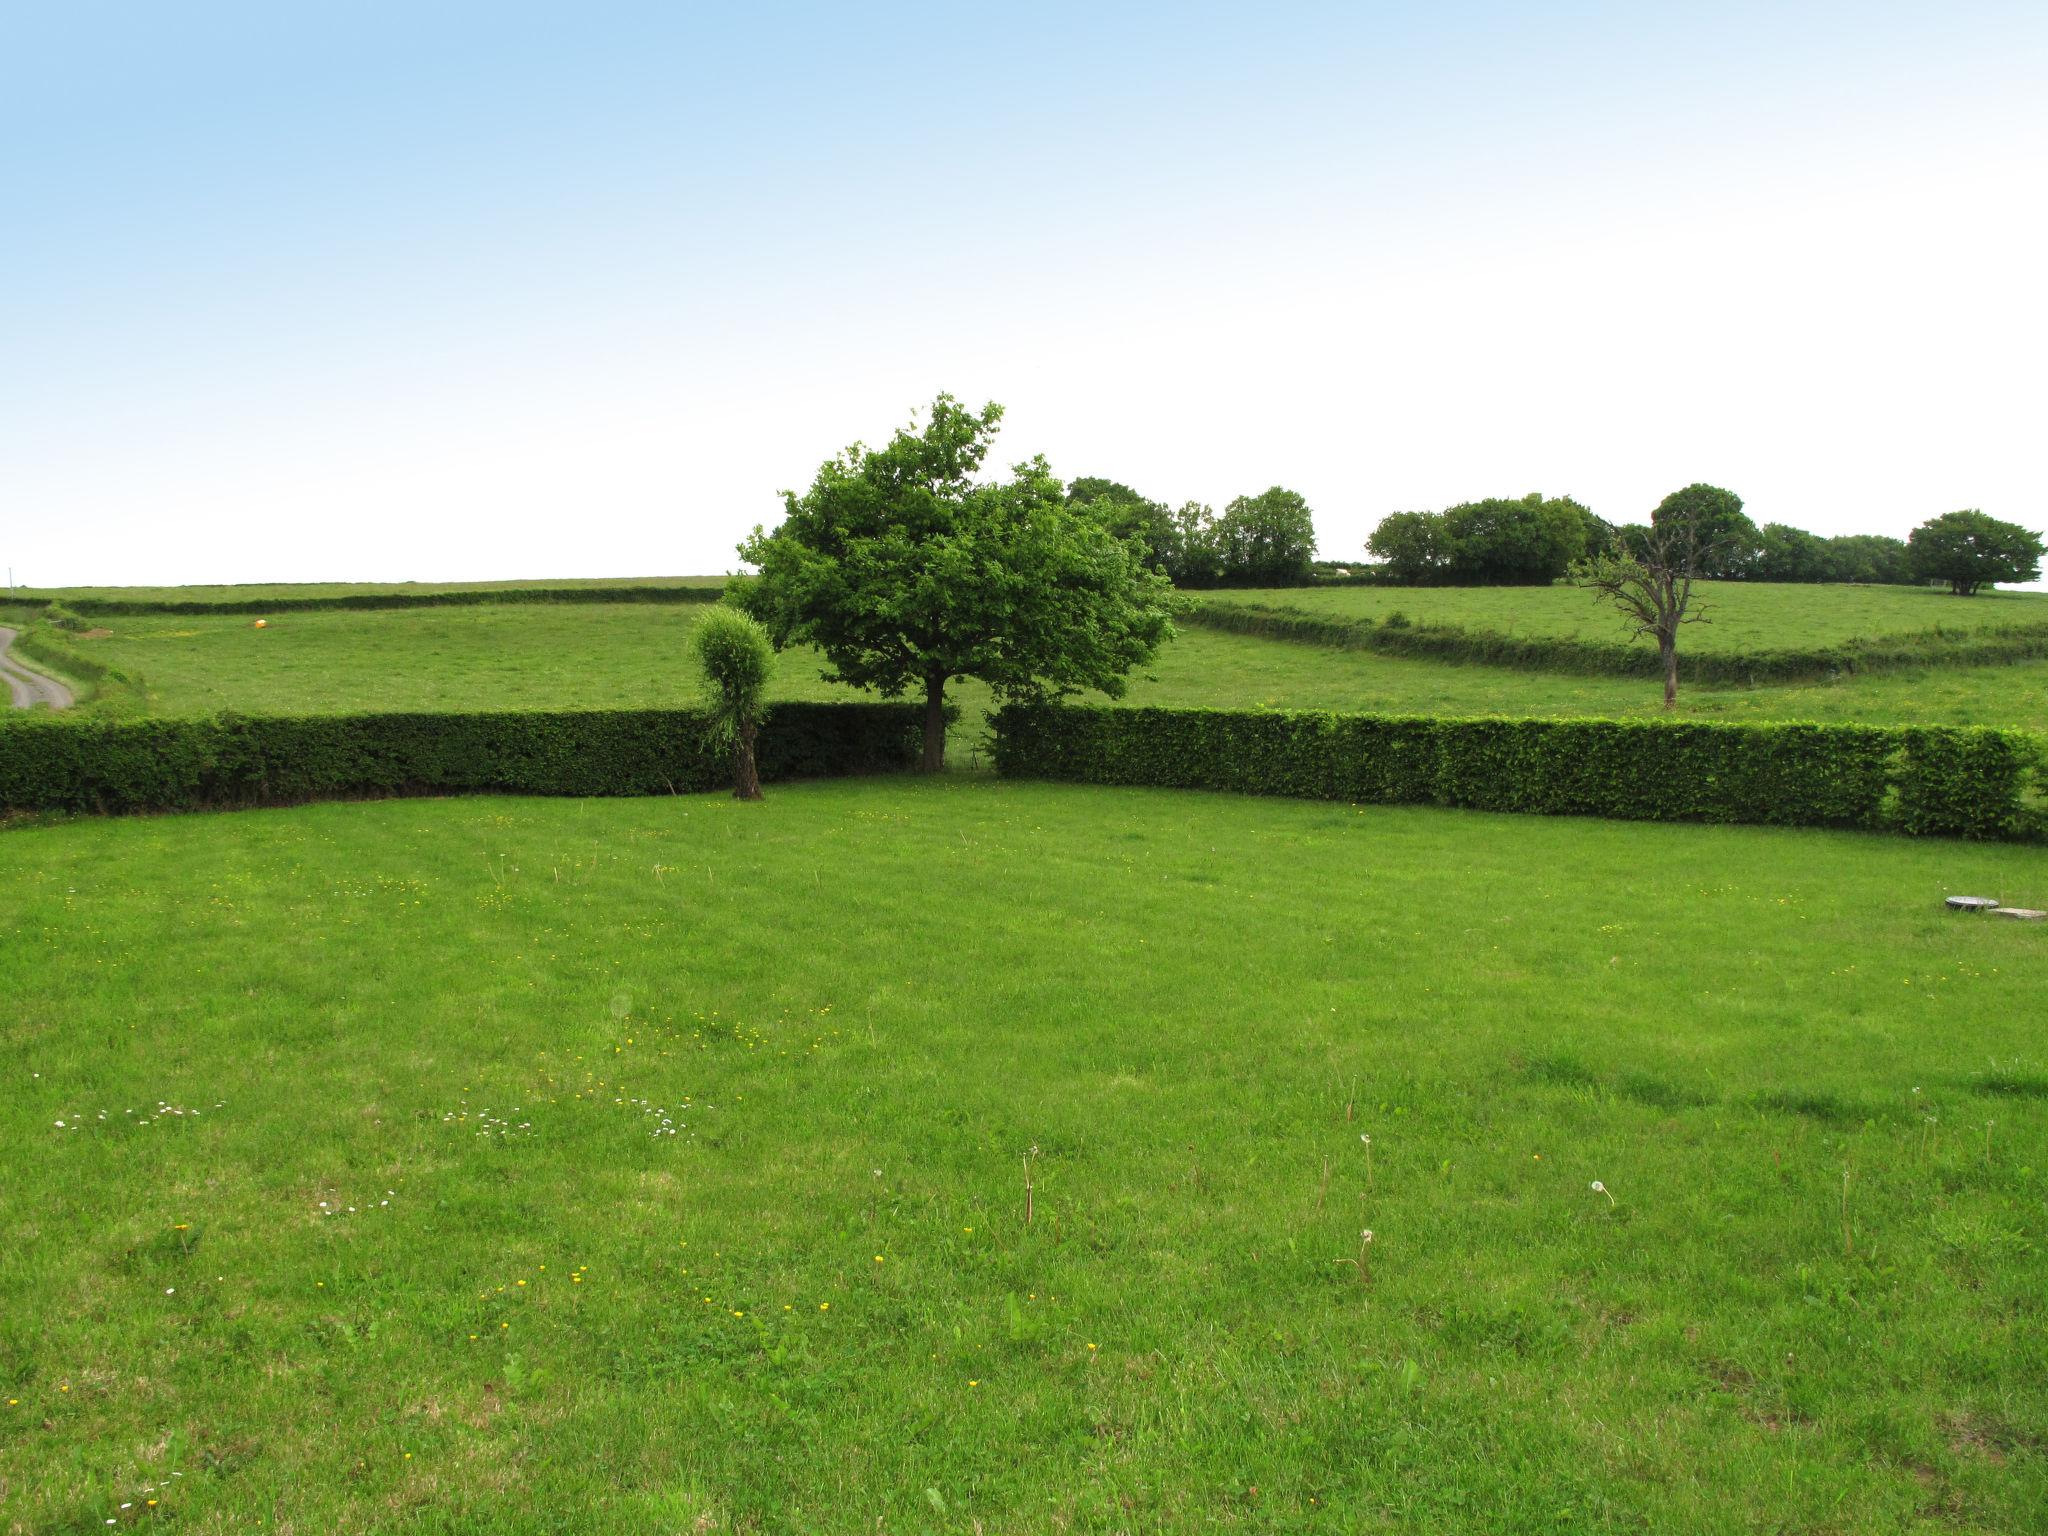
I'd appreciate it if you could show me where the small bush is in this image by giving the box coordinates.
[692,607,775,799]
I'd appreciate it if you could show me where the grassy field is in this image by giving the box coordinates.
[1202,582,2048,652]
[9,576,724,605]
[3,778,2044,1532]
[27,601,2048,736]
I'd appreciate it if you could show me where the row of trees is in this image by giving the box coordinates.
[1065,479,1318,587]
[1362,487,1909,587]
[1629,488,2043,596]
[1365,494,1604,585]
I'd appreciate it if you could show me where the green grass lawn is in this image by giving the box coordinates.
[1203,582,2048,652]
[3,778,2044,1531]
[43,601,2048,736]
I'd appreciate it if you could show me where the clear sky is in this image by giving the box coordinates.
[3,0,2043,588]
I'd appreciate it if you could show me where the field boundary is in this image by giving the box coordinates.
[10,584,727,617]
[1184,599,2048,685]
[992,702,2044,840]
[0,702,924,814]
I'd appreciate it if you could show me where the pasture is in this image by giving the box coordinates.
[4,778,2045,1532]
[1203,581,2048,653]
[10,576,724,606]
[17,598,2048,737]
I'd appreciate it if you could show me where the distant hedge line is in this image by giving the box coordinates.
[991,703,2043,840]
[1186,600,2048,685]
[10,585,726,617]
[0,703,921,814]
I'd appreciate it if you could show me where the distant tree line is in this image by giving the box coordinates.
[1366,486,2041,591]
[1065,479,1318,587]
[1365,494,1606,586]
[1059,469,2040,596]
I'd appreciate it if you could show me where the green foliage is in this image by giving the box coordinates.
[1894,727,2043,839]
[1650,483,1759,579]
[1183,599,2048,684]
[0,703,924,814]
[1750,527,1914,586]
[1216,486,1318,584]
[691,607,773,746]
[1365,509,1459,584]
[1820,533,1912,585]
[1907,509,2046,596]
[992,702,2041,839]
[1066,477,1172,571]
[1754,523,1831,583]
[42,602,90,631]
[1161,501,1225,586]
[736,394,1177,766]
[1366,495,1594,585]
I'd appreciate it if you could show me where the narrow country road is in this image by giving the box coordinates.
[0,627,76,710]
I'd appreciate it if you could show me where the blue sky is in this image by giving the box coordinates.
[3,1,2044,586]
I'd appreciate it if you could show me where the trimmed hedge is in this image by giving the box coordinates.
[991,703,2044,840]
[0,703,922,815]
[9,585,725,617]
[1186,600,2048,685]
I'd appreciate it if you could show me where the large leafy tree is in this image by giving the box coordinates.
[1216,486,1317,584]
[1441,493,1594,584]
[1161,501,1225,587]
[1906,509,2045,595]
[736,396,1177,771]
[1650,483,1759,579]
[1067,477,1172,572]
[1366,510,1456,584]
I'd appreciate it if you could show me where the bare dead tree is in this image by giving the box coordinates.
[1569,522,1713,709]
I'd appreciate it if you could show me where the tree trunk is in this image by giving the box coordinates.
[733,720,762,801]
[920,674,947,773]
[1659,635,1679,710]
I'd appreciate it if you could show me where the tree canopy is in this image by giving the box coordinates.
[1820,533,1912,585]
[1066,477,1173,574]
[1366,494,1597,584]
[736,395,1177,770]
[1906,509,2045,595]
[1216,487,1319,585]
[1649,483,1758,580]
